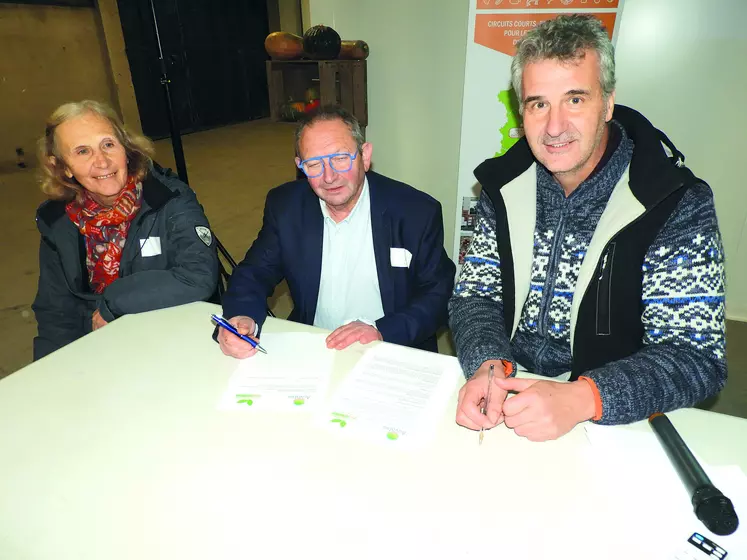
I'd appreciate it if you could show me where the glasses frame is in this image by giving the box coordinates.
[297,151,358,178]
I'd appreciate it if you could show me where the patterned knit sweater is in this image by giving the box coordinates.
[449,122,726,425]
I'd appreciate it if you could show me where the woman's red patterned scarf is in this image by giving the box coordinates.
[65,179,142,294]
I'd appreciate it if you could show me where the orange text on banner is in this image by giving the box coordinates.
[474,12,616,57]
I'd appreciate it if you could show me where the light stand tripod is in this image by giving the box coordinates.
[147,0,238,276]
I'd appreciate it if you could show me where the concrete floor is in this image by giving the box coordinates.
[1,118,744,418]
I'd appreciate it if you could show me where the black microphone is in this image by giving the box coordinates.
[649,412,739,536]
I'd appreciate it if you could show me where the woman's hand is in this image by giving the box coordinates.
[92,309,108,331]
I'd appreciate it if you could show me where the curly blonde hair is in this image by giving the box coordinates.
[38,100,155,202]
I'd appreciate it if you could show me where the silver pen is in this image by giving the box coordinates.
[479,364,495,445]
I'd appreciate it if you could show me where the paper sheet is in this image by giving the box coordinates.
[218,332,334,411]
[319,343,460,448]
[584,423,746,559]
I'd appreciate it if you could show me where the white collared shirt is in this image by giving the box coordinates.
[313,178,385,331]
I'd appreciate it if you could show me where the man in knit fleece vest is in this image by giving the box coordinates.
[450,14,726,441]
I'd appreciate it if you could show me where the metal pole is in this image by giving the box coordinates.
[144,0,264,312]
[148,0,189,185]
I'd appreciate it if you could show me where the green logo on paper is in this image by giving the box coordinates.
[236,393,260,406]
[293,398,306,406]
[331,412,350,428]
[386,432,399,441]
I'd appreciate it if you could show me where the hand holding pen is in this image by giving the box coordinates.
[479,364,495,445]
[213,314,268,358]
[455,360,509,434]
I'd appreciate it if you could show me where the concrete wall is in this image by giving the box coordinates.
[278,0,302,35]
[267,0,281,31]
[615,0,747,320]
[0,4,117,168]
[97,0,142,135]
[300,0,310,32]
[268,0,303,35]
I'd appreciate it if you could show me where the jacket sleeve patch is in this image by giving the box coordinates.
[195,226,213,247]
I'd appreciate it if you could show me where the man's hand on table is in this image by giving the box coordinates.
[326,321,382,350]
[218,315,259,359]
[498,377,596,442]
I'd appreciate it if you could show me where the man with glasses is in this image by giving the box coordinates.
[218,106,455,358]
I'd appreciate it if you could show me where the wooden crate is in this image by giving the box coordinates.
[266,60,368,127]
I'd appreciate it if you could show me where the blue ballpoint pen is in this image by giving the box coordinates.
[211,314,267,354]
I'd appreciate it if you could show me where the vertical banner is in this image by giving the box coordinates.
[453,0,625,265]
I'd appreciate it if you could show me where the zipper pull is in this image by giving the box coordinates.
[598,251,609,281]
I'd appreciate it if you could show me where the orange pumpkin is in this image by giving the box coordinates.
[338,40,369,60]
[264,32,304,60]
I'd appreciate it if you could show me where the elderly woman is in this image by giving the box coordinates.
[33,100,219,360]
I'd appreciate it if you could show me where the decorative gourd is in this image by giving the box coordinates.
[264,32,304,60]
[338,40,369,60]
[280,101,306,121]
[303,25,341,60]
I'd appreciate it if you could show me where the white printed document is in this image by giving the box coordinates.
[319,343,460,448]
[219,332,334,411]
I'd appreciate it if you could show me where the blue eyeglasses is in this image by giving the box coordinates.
[297,152,358,178]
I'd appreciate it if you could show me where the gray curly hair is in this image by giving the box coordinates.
[511,14,616,114]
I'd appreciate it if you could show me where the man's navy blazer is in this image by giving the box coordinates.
[222,170,456,352]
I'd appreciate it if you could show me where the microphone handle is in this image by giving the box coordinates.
[649,412,739,536]
[649,412,710,495]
